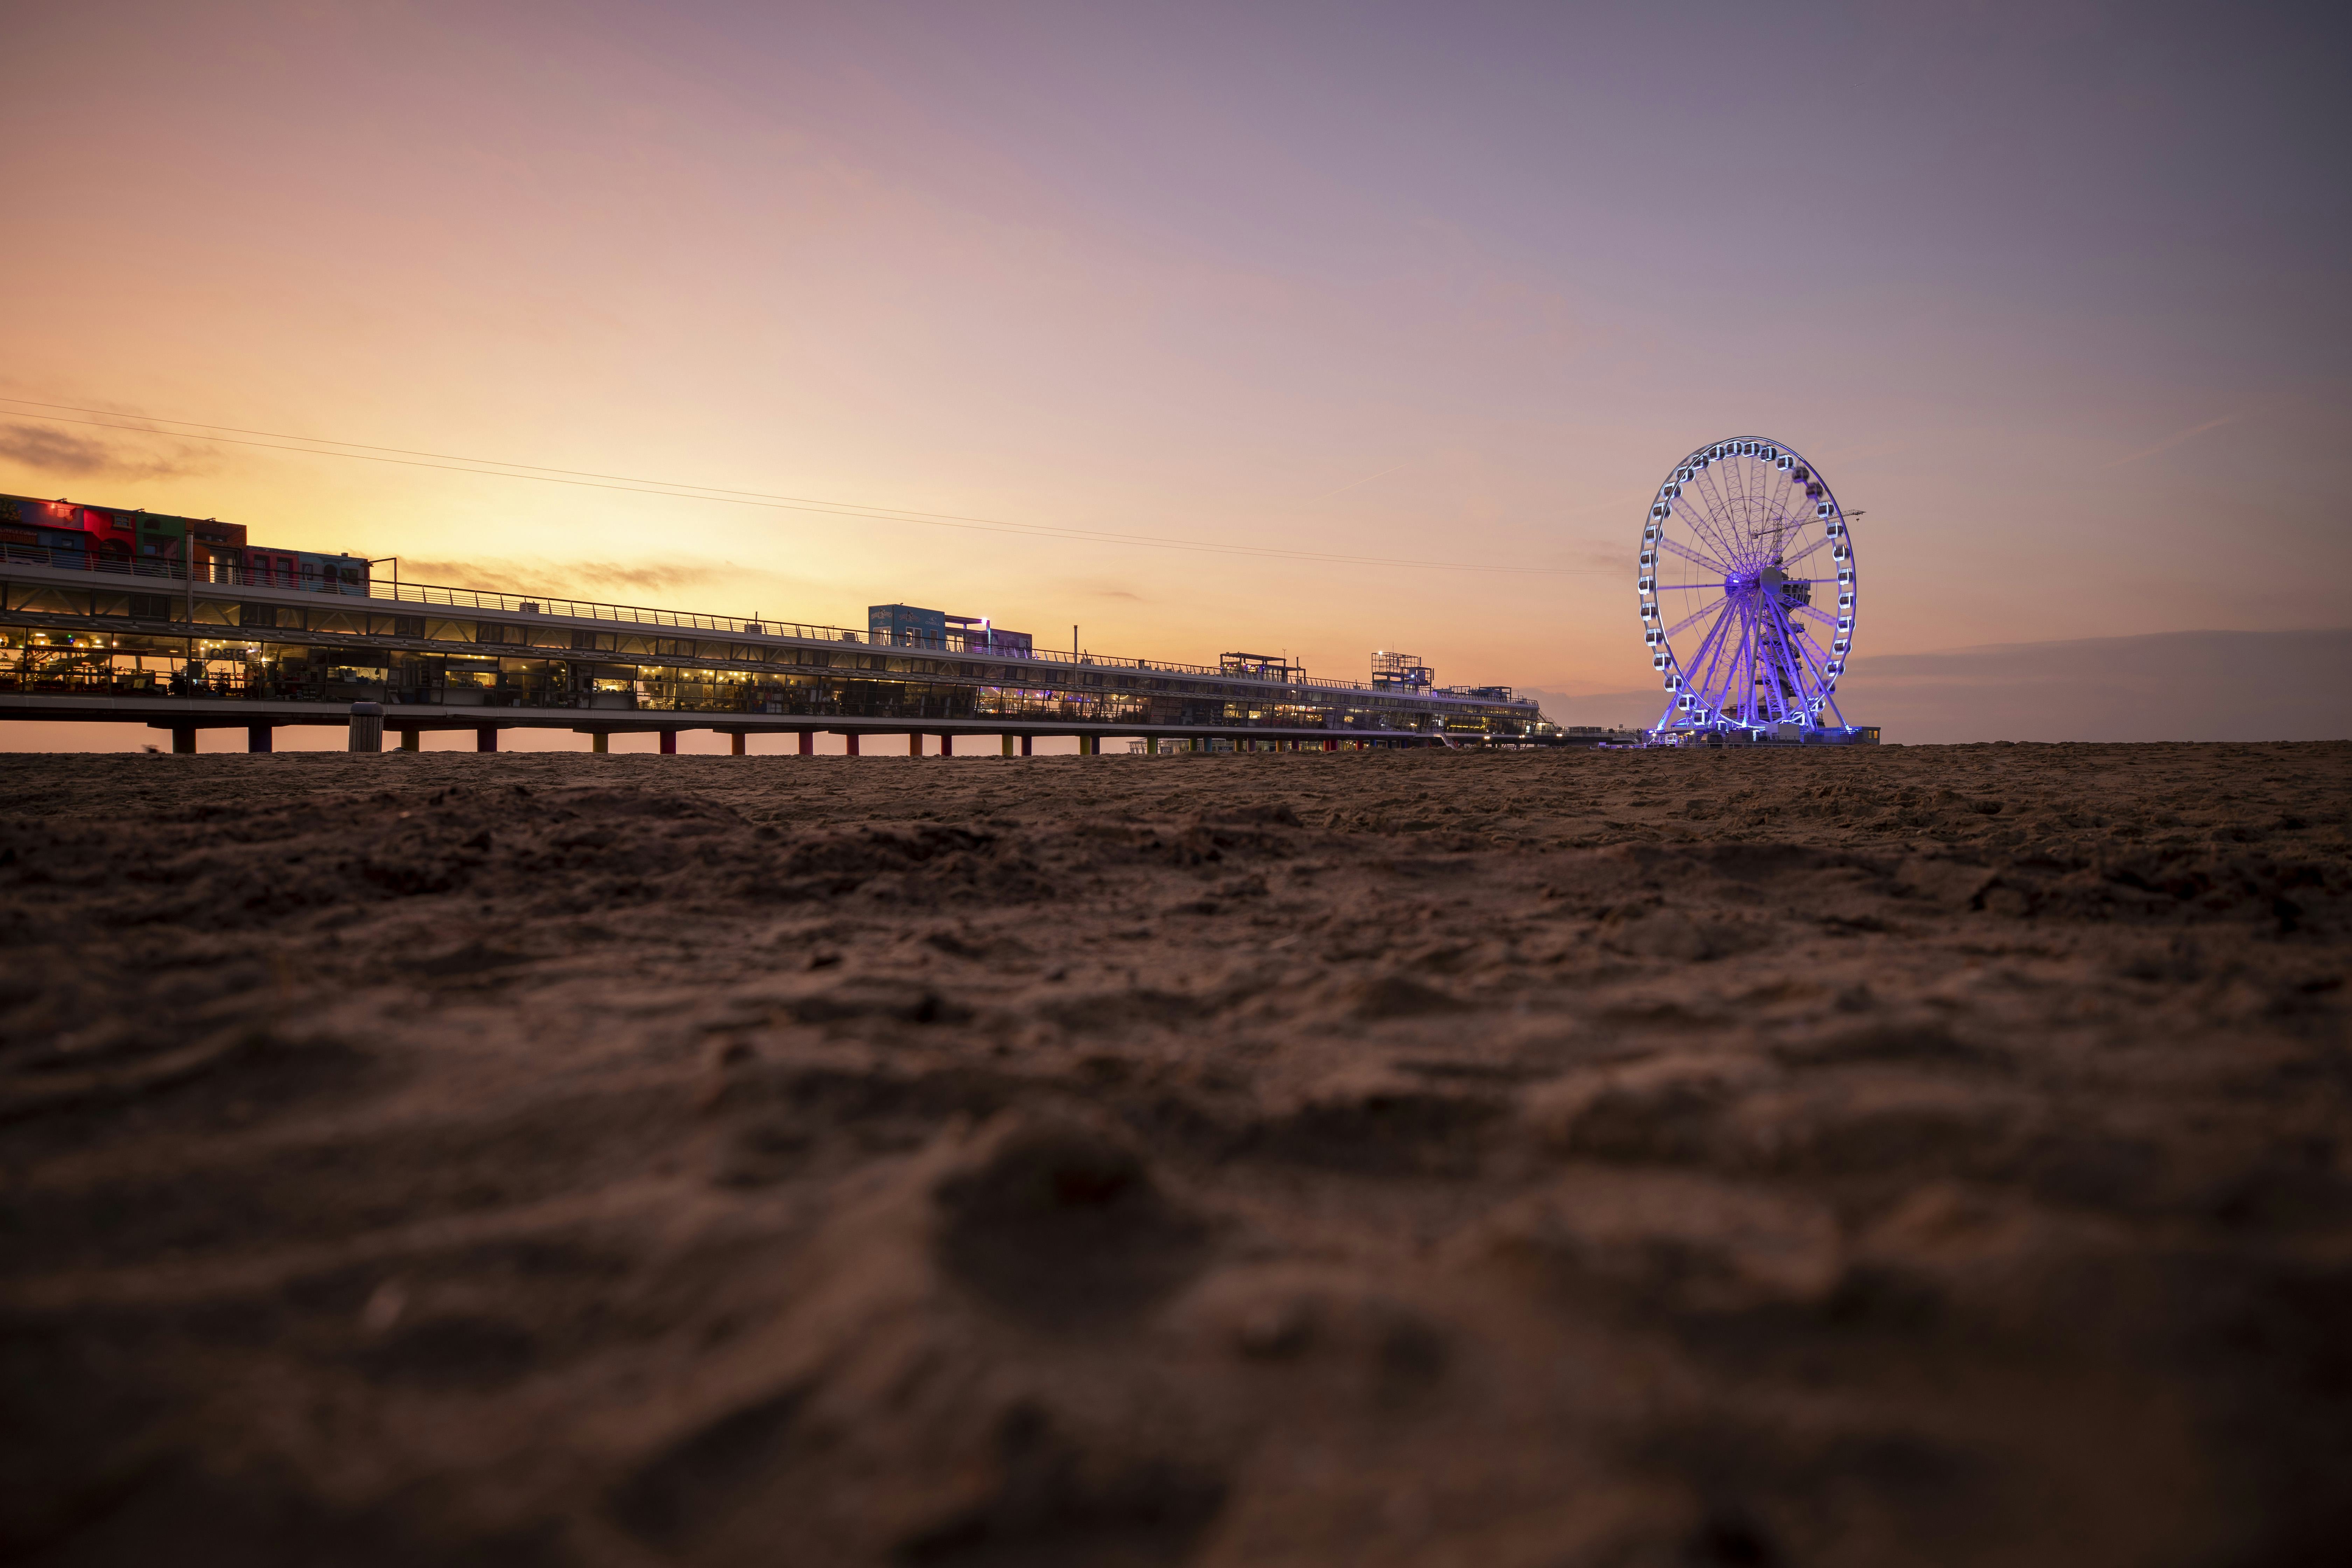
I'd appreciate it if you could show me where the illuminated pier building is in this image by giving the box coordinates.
[1,494,1558,753]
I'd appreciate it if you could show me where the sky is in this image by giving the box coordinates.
[3,0,2347,745]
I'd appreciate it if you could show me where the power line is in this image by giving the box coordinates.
[0,396,1613,576]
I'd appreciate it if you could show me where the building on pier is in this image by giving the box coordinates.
[1371,650,1435,691]
[0,495,1559,749]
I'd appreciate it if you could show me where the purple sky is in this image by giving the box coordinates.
[2,1,2346,741]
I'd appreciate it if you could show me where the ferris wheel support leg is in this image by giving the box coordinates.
[1681,600,1741,727]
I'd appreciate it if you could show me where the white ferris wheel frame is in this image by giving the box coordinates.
[1638,436,1856,735]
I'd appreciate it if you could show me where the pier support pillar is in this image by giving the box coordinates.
[1020,734,1032,757]
[659,730,678,756]
[909,732,923,757]
[590,732,608,754]
[476,726,498,752]
[398,728,420,752]
[247,724,272,753]
[1001,734,1014,757]
[799,730,814,756]
[940,734,953,757]
[845,733,860,757]
[730,732,746,757]
[172,726,196,755]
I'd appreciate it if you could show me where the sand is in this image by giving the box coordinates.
[2,742,2347,1567]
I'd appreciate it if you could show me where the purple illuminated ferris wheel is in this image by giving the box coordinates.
[1639,437,1856,735]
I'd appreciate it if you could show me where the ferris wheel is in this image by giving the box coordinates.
[1638,436,1856,736]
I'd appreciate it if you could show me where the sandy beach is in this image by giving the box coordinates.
[3,741,2347,1567]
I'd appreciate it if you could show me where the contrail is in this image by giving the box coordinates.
[2101,412,2248,469]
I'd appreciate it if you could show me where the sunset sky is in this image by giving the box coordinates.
[4,2,2346,746]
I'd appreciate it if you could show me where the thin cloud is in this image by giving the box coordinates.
[398,557,724,600]
[0,423,214,482]
[1300,461,1410,506]
[2101,413,2248,470]
[567,561,726,596]
[1052,579,1146,602]
[398,558,533,591]
[1557,538,1632,572]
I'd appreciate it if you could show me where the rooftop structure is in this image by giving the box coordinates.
[1219,651,1299,681]
[1371,651,1434,691]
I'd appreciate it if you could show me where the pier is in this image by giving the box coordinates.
[0,551,1558,752]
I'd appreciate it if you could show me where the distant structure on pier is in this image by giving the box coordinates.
[1371,650,1434,691]
[869,603,1033,658]
[1220,652,1300,682]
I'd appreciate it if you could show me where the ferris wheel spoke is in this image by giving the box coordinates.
[1778,637,1812,719]
[1664,595,1728,638]
[1796,630,1843,694]
[1793,618,1851,727]
[1674,595,1750,729]
[1766,471,1806,550]
[1740,461,1789,556]
[1783,535,1831,569]
[1688,598,1738,673]
[1681,600,1741,707]
[1682,467,1743,557]
[1703,469,1754,559]
[1676,489,1745,568]
[1720,600,1752,724]
[1654,534,1728,574]
[1676,607,1731,698]
[1721,616,1757,719]
[1746,607,1769,726]
[1750,606,1769,729]
[1734,455,1760,513]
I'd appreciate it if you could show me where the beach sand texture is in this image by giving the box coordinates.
[4,742,2348,1566]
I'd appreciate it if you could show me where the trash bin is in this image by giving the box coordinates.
[349,700,384,753]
